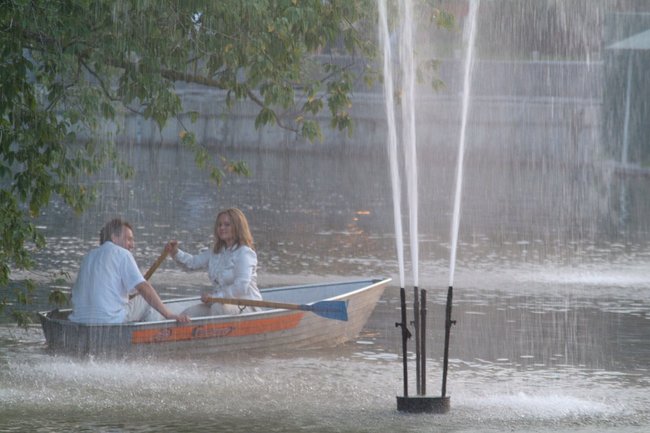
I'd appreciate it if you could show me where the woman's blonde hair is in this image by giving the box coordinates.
[213,208,255,253]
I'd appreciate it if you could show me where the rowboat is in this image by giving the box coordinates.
[38,278,390,357]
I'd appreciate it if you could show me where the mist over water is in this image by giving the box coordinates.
[2,143,648,432]
[3,1,650,432]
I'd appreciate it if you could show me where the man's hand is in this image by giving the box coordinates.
[168,313,190,323]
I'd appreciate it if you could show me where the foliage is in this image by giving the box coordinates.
[0,0,380,319]
[0,0,452,322]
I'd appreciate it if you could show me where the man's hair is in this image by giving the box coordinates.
[99,218,133,244]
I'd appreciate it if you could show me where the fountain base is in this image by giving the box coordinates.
[396,396,450,414]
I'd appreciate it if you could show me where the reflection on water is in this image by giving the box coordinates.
[32,146,398,285]
[26,146,650,289]
[2,146,650,432]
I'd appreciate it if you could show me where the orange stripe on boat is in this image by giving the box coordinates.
[131,312,305,345]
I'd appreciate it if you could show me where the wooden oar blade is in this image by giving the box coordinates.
[303,300,348,321]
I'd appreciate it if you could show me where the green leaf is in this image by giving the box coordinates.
[255,107,276,128]
[48,289,69,307]
[12,311,33,328]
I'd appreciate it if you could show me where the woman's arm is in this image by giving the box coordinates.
[167,240,211,270]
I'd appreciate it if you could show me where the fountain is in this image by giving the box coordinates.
[380,0,480,414]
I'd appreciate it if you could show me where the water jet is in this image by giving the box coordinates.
[381,0,479,414]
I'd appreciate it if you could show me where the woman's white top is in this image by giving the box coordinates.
[174,244,261,300]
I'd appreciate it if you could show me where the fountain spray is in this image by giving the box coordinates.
[380,0,447,413]
[443,0,480,405]
[380,0,480,414]
[379,1,416,408]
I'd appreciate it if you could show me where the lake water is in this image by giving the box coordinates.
[1,144,649,432]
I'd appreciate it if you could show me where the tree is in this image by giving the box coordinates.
[0,0,383,323]
[1,0,452,324]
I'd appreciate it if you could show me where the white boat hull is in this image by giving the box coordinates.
[38,278,390,357]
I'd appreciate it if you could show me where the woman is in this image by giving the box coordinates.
[165,208,261,316]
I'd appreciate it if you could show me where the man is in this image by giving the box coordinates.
[69,218,189,324]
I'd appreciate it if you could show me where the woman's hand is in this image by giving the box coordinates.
[165,240,179,257]
[201,292,212,304]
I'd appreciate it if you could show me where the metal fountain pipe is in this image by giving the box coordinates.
[441,286,456,398]
[396,285,448,414]
[420,288,427,396]
[412,286,421,395]
[395,287,411,397]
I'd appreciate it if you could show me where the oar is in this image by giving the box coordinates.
[206,296,349,322]
[128,250,169,300]
[144,250,169,280]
